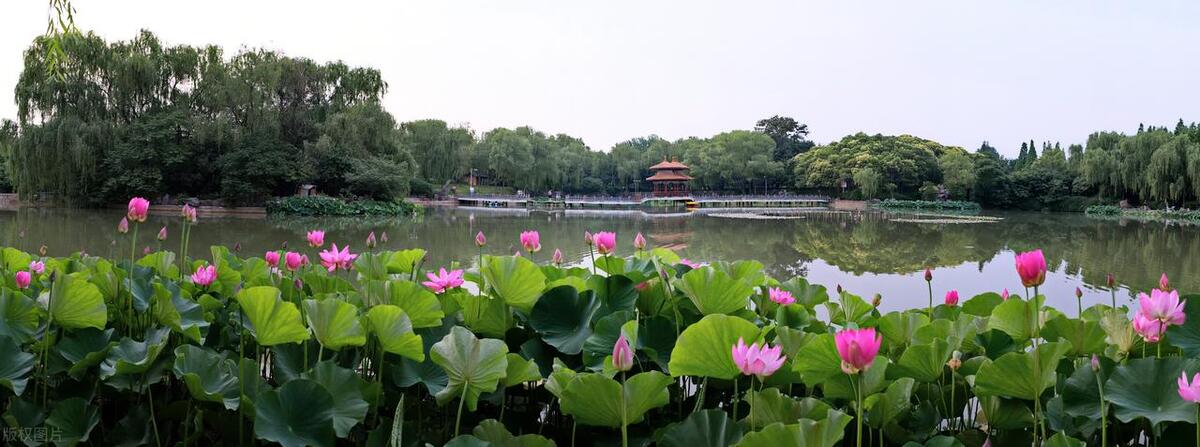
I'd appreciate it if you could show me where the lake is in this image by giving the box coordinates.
[1,206,1192,312]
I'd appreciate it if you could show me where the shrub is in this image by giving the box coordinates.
[266,195,420,216]
[873,198,981,212]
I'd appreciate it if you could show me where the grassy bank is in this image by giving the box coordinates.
[872,198,982,212]
[1085,204,1200,222]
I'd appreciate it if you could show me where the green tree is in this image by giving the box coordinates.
[939,151,977,199]
[754,115,813,162]
[852,167,883,199]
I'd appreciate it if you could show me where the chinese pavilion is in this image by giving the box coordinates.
[646,159,692,197]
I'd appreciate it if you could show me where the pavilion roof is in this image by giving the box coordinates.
[646,171,693,182]
[649,159,689,171]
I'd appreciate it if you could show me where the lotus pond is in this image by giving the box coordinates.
[1,206,1200,446]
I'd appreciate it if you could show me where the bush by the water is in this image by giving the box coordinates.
[0,223,1191,446]
[1086,204,1200,222]
[266,196,420,216]
[1084,204,1123,216]
[874,198,982,212]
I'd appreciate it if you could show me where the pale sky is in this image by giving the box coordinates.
[2,0,1198,155]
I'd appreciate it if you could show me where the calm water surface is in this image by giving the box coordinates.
[1,206,1194,312]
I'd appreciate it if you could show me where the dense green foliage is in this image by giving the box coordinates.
[265,196,420,217]
[1085,204,1200,222]
[6,30,413,206]
[0,235,1195,447]
[873,199,981,212]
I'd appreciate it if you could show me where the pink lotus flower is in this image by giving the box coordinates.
[594,231,616,255]
[520,230,541,253]
[117,217,129,234]
[319,244,357,272]
[679,259,701,269]
[307,230,325,248]
[157,226,168,241]
[633,232,646,250]
[1179,372,1200,403]
[836,328,882,375]
[1161,273,1171,291]
[181,204,198,223]
[264,251,281,268]
[551,248,564,266]
[284,252,303,271]
[143,246,152,255]
[584,231,593,247]
[613,333,634,372]
[944,290,959,307]
[127,197,150,222]
[475,231,486,247]
[14,271,30,289]
[1014,249,1047,288]
[1001,289,1009,301]
[1133,314,1165,343]
[28,261,44,275]
[366,231,377,248]
[634,281,650,291]
[731,338,786,379]
[422,268,464,294]
[1138,288,1186,326]
[191,265,217,287]
[769,287,795,305]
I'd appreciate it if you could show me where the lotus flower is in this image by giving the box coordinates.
[1001,288,1010,301]
[1091,355,1100,372]
[944,290,959,307]
[1179,372,1200,403]
[633,232,646,250]
[1138,288,1186,326]
[1075,287,1083,299]
[381,232,389,243]
[1106,273,1115,288]
[191,265,217,287]
[319,244,357,272]
[284,252,303,271]
[181,204,198,223]
[127,197,150,222]
[117,217,129,234]
[731,338,786,379]
[422,268,464,294]
[924,268,932,282]
[769,287,795,305]
[1133,314,1165,342]
[836,328,882,375]
[157,226,168,241]
[28,261,44,275]
[679,259,701,269]
[612,333,634,372]
[1014,249,1047,288]
[551,248,564,266]
[366,231,377,248]
[307,230,325,248]
[594,231,616,255]
[264,251,281,268]
[520,230,541,253]
[584,231,593,246]
[1161,273,1171,291]
[14,271,30,289]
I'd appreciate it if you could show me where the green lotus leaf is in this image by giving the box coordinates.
[386,249,427,274]
[792,333,843,386]
[353,252,390,281]
[734,410,852,447]
[877,311,929,349]
[961,292,1003,317]
[0,335,34,396]
[823,356,888,400]
[776,277,829,309]
[365,304,424,361]
[1165,295,1200,356]
[712,260,766,288]
[544,359,578,400]
[152,282,209,343]
[826,292,876,327]
[1043,433,1086,447]
[239,257,273,288]
[973,341,1070,400]
[384,279,444,328]
[743,387,831,430]
[2,248,32,274]
[255,379,336,447]
[303,298,367,350]
[1040,316,1105,356]
[172,344,240,410]
[430,326,508,411]
[560,371,672,428]
[459,294,512,338]
[912,317,980,352]
[45,397,101,447]
[236,286,310,346]
[302,361,370,438]
[1061,355,1113,420]
[865,377,914,429]
[481,255,547,312]
[471,419,556,447]
[57,328,116,379]
[894,339,952,383]
[977,395,1034,430]
[986,296,1043,343]
[136,251,176,277]
[658,409,744,447]
[0,289,41,344]
[48,272,107,330]
[582,310,634,370]
[674,266,753,315]
[502,353,542,388]
[669,314,762,379]
[529,286,600,355]
[588,274,638,321]
[302,272,354,295]
[100,327,170,379]
[1106,357,1199,427]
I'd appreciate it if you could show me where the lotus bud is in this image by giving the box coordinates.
[584,231,594,247]
[1106,273,1115,288]
[1075,287,1083,299]
[1090,354,1100,372]
[294,278,304,290]
[1160,273,1170,291]
[233,242,242,253]
[157,226,168,241]
[117,217,129,234]
[551,248,564,266]
[1001,288,1009,301]
[947,351,962,371]
[380,232,389,243]
[38,245,47,257]
[143,246,152,255]
[872,293,881,307]
[633,232,646,250]
[366,231,377,248]
[475,231,486,247]
[612,334,634,372]
[924,267,933,282]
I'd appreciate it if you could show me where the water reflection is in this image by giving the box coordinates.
[0,206,1193,311]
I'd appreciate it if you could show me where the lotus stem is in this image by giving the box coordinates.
[855,373,863,447]
[731,377,739,421]
[926,281,933,320]
[1096,374,1107,447]
[128,223,139,335]
[453,382,468,436]
[146,377,163,447]
[620,371,628,447]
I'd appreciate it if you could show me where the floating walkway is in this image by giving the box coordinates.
[456,194,830,210]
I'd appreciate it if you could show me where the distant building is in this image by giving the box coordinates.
[646,159,692,197]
